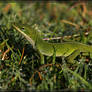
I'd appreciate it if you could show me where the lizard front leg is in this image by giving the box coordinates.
[52,46,57,64]
[66,50,80,64]
[39,53,44,65]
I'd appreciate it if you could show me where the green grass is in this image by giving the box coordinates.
[0,2,92,91]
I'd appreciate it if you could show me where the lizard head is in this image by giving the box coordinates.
[12,23,41,44]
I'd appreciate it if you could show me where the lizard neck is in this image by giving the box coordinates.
[35,33,44,45]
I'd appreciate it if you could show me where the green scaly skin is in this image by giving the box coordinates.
[13,24,92,64]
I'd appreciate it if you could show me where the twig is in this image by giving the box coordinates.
[81,3,88,23]
[43,32,89,41]
[2,48,10,60]
[40,64,61,71]
[82,2,87,18]
[61,19,80,29]
[68,2,88,23]
[3,4,11,13]
[29,70,38,86]
[19,47,25,65]
[39,64,53,70]
[37,71,43,80]
[11,77,15,82]
[43,37,62,41]
[68,2,86,10]
[8,76,15,86]
[30,63,61,86]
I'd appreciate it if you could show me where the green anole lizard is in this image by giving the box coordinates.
[13,24,92,64]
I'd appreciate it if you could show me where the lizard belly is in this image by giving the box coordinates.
[56,48,77,57]
[39,47,77,57]
[37,42,78,57]
[37,44,54,56]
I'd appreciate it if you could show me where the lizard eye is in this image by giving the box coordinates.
[22,27,25,30]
